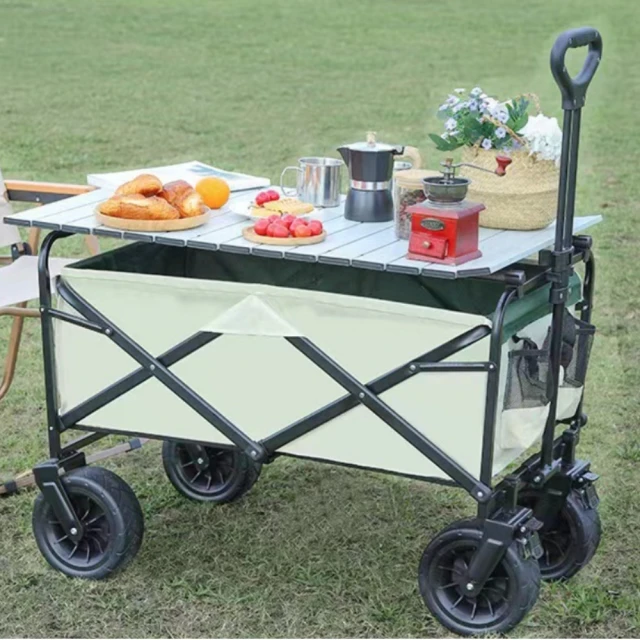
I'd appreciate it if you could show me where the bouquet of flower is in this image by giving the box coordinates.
[429,87,531,153]
[429,87,564,166]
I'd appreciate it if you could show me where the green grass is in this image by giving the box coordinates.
[1,0,640,637]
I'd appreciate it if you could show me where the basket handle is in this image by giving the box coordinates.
[550,27,603,110]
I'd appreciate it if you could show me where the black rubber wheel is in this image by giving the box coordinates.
[162,441,261,503]
[32,466,144,580]
[418,519,541,636]
[520,488,601,581]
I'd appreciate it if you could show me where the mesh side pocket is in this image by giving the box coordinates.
[504,343,550,410]
[564,318,596,387]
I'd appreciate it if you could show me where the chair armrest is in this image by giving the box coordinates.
[5,180,95,205]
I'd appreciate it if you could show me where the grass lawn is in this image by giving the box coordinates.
[1,0,640,637]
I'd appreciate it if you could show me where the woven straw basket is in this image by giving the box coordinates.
[461,148,559,230]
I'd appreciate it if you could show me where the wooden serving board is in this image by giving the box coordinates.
[96,210,211,232]
[242,226,326,246]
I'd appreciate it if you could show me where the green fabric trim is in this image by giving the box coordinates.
[69,243,581,342]
[496,273,582,341]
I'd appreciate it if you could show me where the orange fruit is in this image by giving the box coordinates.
[195,177,230,209]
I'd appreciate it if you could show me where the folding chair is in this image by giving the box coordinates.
[1,170,148,497]
[0,170,99,401]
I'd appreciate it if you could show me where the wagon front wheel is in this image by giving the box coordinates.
[418,519,541,636]
[162,441,261,503]
[32,466,144,579]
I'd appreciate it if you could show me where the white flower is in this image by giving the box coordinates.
[470,87,482,97]
[441,132,449,140]
[452,101,467,114]
[519,114,563,165]
[468,99,479,111]
[495,126,507,139]
[445,117,458,131]
[450,130,460,137]
[495,108,509,123]
[481,97,499,113]
[445,95,460,107]
[481,138,493,150]
[454,88,466,94]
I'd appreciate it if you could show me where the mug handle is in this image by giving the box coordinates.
[280,166,300,197]
[399,146,423,169]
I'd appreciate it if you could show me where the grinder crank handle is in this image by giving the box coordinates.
[550,27,603,110]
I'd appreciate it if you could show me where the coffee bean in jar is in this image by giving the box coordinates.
[393,169,438,240]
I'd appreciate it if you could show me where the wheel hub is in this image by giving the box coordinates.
[44,493,111,569]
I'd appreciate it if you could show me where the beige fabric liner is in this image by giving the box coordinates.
[54,265,584,480]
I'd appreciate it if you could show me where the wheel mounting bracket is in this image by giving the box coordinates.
[463,507,534,596]
[33,459,84,542]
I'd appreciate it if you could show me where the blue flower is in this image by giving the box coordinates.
[468,99,479,111]
[445,117,458,131]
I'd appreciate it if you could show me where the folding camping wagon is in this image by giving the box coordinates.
[4,28,603,636]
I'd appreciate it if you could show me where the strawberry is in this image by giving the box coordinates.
[308,220,323,236]
[266,190,280,202]
[267,214,281,224]
[294,224,312,238]
[272,224,290,238]
[255,192,269,206]
[254,219,270,236]
[281,214,296,229]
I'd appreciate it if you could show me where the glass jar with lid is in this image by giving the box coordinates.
[393,169,438,240]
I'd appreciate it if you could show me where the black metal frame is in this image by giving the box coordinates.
[30,26,603,597]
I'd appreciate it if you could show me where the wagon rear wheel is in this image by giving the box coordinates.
[32,466,144,579]
[418,519,540,636]
[162,441,261,503]
[520,488,601,581]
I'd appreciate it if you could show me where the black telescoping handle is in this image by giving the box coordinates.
[550,27,602,110]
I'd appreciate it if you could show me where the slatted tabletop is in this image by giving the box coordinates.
[3,187,602,279]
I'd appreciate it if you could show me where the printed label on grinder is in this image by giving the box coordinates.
[420,218,445,231]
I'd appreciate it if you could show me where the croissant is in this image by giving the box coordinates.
[115,174,163,197]
[99,195,179,220]
[159,180,206,218]
[159,180,193,206]
[176,191,205,218]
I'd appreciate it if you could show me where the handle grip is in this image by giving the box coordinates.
[280,166,300,197]
[550,27,602,110]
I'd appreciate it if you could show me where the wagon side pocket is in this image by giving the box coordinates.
[504,340,550,411]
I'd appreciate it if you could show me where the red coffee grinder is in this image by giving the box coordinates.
[407,155,512,265]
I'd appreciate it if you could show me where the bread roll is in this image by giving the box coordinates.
[159,180,192,206]
[99,195,179,220]
[115,174,163,197]
[159,180,205,217]
[176,191,205,218]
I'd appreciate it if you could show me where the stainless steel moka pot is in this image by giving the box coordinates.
[338,132,404,222]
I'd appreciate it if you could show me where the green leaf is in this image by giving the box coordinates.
[428,133,451,151]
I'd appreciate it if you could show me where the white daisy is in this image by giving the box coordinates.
[496,109,509,124]
[453,101,467,114]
